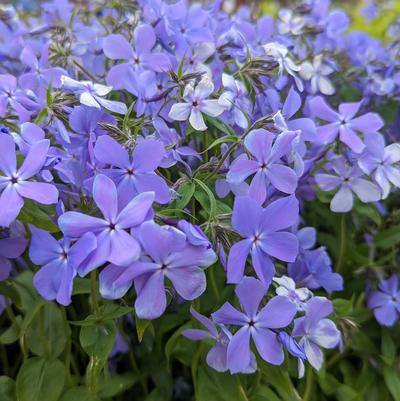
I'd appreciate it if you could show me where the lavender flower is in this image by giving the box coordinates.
[0,134,59,227]
[309,96,384,153]
[367,275,400,327]
[228,195,299,285]
[227,129,298,203]
[292,297,341,370]
[94,135,170,207]
[58,174,155,275]
[358,133,400,199]
[99,221,215,319]
[183,307,257,373]
[30,227,96,305]
[0,234,27,281]
[315,157,381,212]
[212,277,297,372]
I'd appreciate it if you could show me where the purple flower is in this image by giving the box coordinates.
[227,129,298,203]
[277,331,307,377]
[212,277,297,372]
[94,135,170,207]
[228,195,299,285]
[292,297,341,370]
[168,77,226,131]
[58,174,155,275]
[103,24,170,88]
[367,275,400,327]
[315,157,381,212]
[10,122,45,156]
[61,76,127,114]
[309,96,384,153]
[0,234,27,281]
[30,227,97,305]
[358,133,400,199]
[182,307,257,373]
[19,44,64,92]
[0,134,59,227]
[267,87,316,141]
[288,227,343,294]
[0,74,37,122]
[98,220,215,320]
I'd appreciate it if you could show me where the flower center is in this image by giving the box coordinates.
[109,223,116,230]
[10,176,18,184]
[192,100,199,107]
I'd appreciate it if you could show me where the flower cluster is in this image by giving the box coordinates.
[0,0,399,393]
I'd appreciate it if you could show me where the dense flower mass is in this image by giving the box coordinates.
[0,0,399,400]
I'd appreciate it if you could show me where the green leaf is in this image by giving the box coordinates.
[26,302,69,358]
[0,376,16,401]
[374,226,400,249]
[260,365,301,401]
[336,384,362,401]
[176,181,196,210]
[200,135,238,154]
[196,366,248,401]
[80,320,116,394]
[194,179,216,218]
[60,387,99,401]
[34,109,48,125]
[80,320,116,362]
[177,52,186,80]
[46,82,53,106]
[11,271,39,313]
[0,281,22,309]
[99,303,134,320]
[16,357,65,401]
[165,323,190,365]
[381,330,396,366]
[384,366,400,401]
[203,115,236,136]
[333,298,353,317]
[251,385,282,401]
[72,278,91,295]
[135,313,151,342]
[18,200,59,232]
[98,373,139,398]
[0,316,22,345]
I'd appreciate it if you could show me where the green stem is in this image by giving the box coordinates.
[203,113,276,182]
[302,369,313,401]
[72,60,97,82]
[336,214,346,273]
[190,197,196,224]
[208,266,219,302]
[90,271,100,317]
[239,385,250,401]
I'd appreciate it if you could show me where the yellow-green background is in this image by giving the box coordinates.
[260,0,400,41]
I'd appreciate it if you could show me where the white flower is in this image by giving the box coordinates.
[61,75,127,114]
[273,275,312,310]
[299,55,335,95]
[168,77,226,131]
[263,42,303,92]
[278,9,305,36]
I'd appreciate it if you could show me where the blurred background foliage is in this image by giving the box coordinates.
[259,0,400,40]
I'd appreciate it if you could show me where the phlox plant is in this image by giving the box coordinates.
[0,1,399,401]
